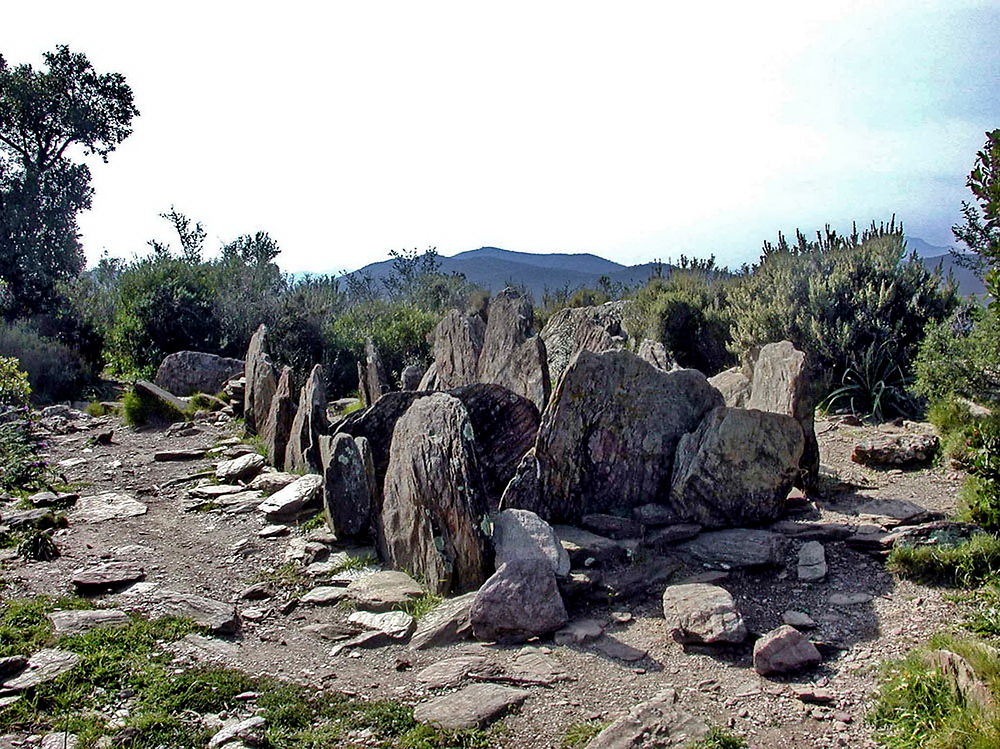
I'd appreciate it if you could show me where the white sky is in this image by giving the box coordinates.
[4,1,999,272]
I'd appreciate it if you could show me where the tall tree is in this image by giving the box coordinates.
[0,46,138,316]
[953,129,1000,302]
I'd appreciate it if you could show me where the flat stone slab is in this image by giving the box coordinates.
[73,493,147,523]
[417,655,491,689]
[677,529,785,569]
[587,689,708,748]
[2,649,79,691]
[155,591,239,634]
[257,474,322,520]
[188,484,245,499]
[413,683,530,730]
[153,448,208,461]
[410,592,476,650]
[71,562,146,592]
[215,453,265,483]
[589,636,648,663]
[347,610,414,639]
[497,648,572,686]
[855,498,929,526]
[347,571,423,612]
[300,586,350,605]
[554,618,605,646]
[830,592,873,606]
[49,609,130,637]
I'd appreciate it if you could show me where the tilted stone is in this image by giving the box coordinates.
[285,364,328,473]
[637,338,674,371]
[477,288,551,411]
[262,366,296,467]
[243,325,278,436]
[539,300,630,385]
[428,309,486,389]
[257,474,322,520]
[319,432,374,540]
[708,366,751,407]
[587,689,708,749]
[492,508,570,577]
[677,529,785,569]
[470,558,567,644]
[215,452,266,483]
[409,591,477,650]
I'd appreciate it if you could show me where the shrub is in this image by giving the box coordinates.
[0,320,93,403]
[0,356,31,409]
[822,342,919,420]
[888,533,1000,587]
[0,416,49,492]
[121,387,188,427]
[914,305,1000,405]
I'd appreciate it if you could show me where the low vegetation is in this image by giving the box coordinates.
[888,534,1000,588]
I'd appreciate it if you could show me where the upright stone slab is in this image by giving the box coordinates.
[539,300,629,385]
[319,432,374,540]
[284,365,327,474]
[359,339,391,407]
[469,558,567,644]
[669,407,804,528]
[523,350,723,523]
[477,289,551,411]
[243,325,278,436]
[637,339,674,371]
[154,351,245,397]
[708,367,751,407]
[400,364,424,391]
[262,366,296,467]
[417,361,440,390]
[380,393,491,594]
[747,341,819,488]
[429,310,486,389]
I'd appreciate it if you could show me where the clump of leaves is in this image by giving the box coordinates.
[822,342,917,420]
[400,593,443,621]
[563,720,610,747]
[687,727,748,749]
[0,414,50,492]
[16,530,58,561]
[0,356,31,409]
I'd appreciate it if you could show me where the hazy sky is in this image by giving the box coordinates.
[4,1,999,272]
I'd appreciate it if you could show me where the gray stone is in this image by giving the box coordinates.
[153,448,208,461]
[554,525,629,567]
[637,338,674,371]
[669,407,804,528]
[40,732,79,749]
[500,647,572,686]
[926,649,995,711]
[208,716,267,749]
[155,591,239,634]
[72,492,147,523]
[797,541,827,582]
[257,474,323,521]
[830,592,873,606]
[71,562,145,591]
[300,586,350,605]
[632,503,683,527]
[643,524,703,549]
[261,366,296,467]
[525,351,723,522]
[409,592,477,650]
[581,514,642,540]
[678,529,785,569]
[554,618,604,646]
[247,471,297,495]
[358,338,392,407]
[319,432,374,540]
[416,655,489,689]
[539,300,630,384]
[477,289,550,411]
[589,636,649,662]
[709,367,751,407]
[244,325,278,436]
[154,351,244,397]
[413,683,529,730]
[188,484,244,500]
[662,583,746,644]
[417,361,440,390]
[380,394,490,594]
[783,610,817,629]
[753,625,821,675]
[284,364,327,474]
[347,610,414,639]
[134,379,189,415]
[855,498,930,525]
[852,434,939,467]
[400,364,424,391]
[2,649,79,691]
[587,689,708,749]
[48,609,130,637]
[427,310,486,390]
[347,570,423,612]
[470,558,567,644]
[492,509,570,577]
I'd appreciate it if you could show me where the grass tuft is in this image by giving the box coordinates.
[563,720,610,747]
[687,727,749,748]
[888,534,1000,588]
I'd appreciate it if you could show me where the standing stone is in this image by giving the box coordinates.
[359,339,392,407]
[417,361,440,390]
[380,394,490,594]
[469,558,567,644]
[244,325,278,436]
[154,351,245,397]
[753,625,822,675]
[539,300,629,385]
[519,350,723,523]
[492,508,570,577]
[747,341,819,489]
[477,289,551,411]
[429,310,486,390]
[661,584,747,644]
[669,407,804,528]
[637,339,674,371]
[400,364,424,391]
[262,366,296,467]
[319,432,374,540]
[708,367,751,407]
[797,541,827,582]
[285,365,327,474]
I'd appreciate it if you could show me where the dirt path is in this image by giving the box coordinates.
[1,412,967,748]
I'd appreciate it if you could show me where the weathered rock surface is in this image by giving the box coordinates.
[134,379,189,416]
[300,586,350,605]
[348,610,414,639]
[48,609,130,637]
[669,407,804,528]
[554,525,629,567]
[637,338,674,371]
[215,452,265,484]
[797,541,827,582]
[72,493,147,523]
[429,310,486,390]
[643,524,703,550]
[400,364,424,391]
[747,340,819,488]
[207,716,267,749]
[852,433,940,467]
[155,591,239,634]
[257,474,322,520]
[414,683,530,730]
[409,592,477,649]
[71,562,145,591]
[380,394,490,594]
[581,513,642,540]
[554,618,605,646]
[539,301,629,385]
[470,558,567,644]
[318,432,374,540]
[358,338,392,407]
[661,584,747,644]
[243,325,278,436]
[521,351,722,522]
[261,366,296,467]
[677,529,785,569]
[477,289,550,411]
[709,367,751,407]
[416,654,489,689]
[926,649,995,711]
[492,509,570,577]
[2,649,80,691]
[284,364,327,473]
[753,625,822,675]
[248,472,298,495]
[587,689,709,749]
[347,570,423,612]
[417,361,440,390]
[154,350,244,397]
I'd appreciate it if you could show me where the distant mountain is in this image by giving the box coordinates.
[905,236,986,297]
[341,247,667,300]
[905,236,952,259]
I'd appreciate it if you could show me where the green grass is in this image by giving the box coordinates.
[687,727,748,749]
[0,595,497,748]
[870,634,1000,748]
[122,387,188,427]
[958,585,1000,639]
[887,534,1000,588]
[300,512,326,532]
[563,720,609,747]
[399,593,443,621]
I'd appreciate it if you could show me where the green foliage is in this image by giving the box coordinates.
[958,418,1000,532]
[121,387,187,427]
[960,585,1000,639]
[888,533,1000,588]
[0,319,93,403]
[0,415,49,492]
[953,129,1000,303]
[687,727,748,749]
[914,305,1000,405]
[870,634,1000,748]
[822,342,918,420]
[927,397,988,466]
[16,529,58,561]
[0,594,93,658]
[563,720,610,747]
[0,355,30,408]
[399,593,443,621]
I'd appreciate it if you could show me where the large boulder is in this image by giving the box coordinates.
[319,432,374,540]
[469,558,567,644]
[661,583,747,644]
[284,365,327,474]
[262,366,296,467]
[154,351,244,397]
[747,341,819,488]
[243,325,278,436]
[508,350,723,523]
[358,339,391,407]
[539,300,629,385]
[429,310,486,390]
[669,407,804,528]
[477,289,551,411]
[380,394,491,594]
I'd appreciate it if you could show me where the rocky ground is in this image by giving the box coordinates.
[0,410,967,748]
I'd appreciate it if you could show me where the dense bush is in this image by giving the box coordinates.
[0,319,93,403]
[914,304,1000,405]
[0,356,30,409]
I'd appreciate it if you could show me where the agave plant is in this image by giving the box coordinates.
[822,342,918,421]
[17,530,59,562]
